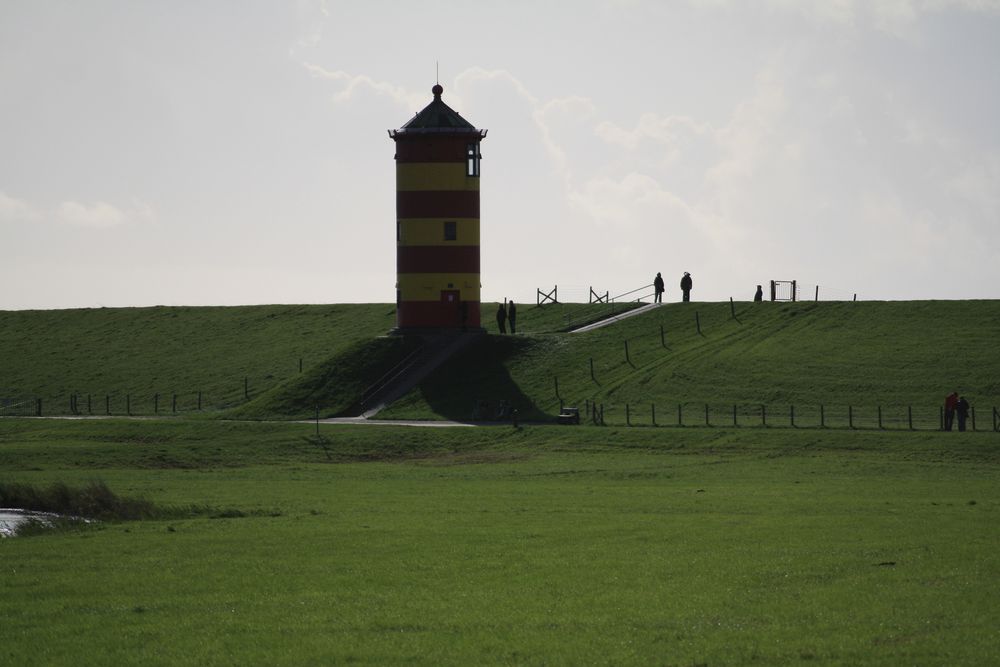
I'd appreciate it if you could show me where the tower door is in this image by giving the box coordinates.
[441,289,461,327]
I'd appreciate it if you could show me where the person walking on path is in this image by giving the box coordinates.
[956,395,971,432]
[508,300,518,334]
[944,391,959,431]
[653,272,665,303]
[680,272,693,302]
[754,285,763,302]
[495,302,507,334]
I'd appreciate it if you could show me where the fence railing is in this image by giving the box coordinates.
[0,356,319,418]
[554,400,999,432]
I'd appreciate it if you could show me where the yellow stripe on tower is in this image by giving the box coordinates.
[397,273,481,301]
[398,219,480,246]
[396,163,480,191]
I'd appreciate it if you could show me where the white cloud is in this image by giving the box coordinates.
[301,64,426,112]
[0,191,40,223]
[56,200,152,229]
[595,114,710,152]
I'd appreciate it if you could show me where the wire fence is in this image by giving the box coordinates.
[549,400,999,432]
[0,373,294,418]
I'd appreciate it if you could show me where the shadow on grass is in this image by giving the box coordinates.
[410,335,549,422]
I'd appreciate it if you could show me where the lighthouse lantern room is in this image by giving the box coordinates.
[389,84,487,332]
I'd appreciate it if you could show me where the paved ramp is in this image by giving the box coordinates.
[569,302,661,334]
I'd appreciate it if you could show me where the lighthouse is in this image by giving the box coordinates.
[389,84,487,331]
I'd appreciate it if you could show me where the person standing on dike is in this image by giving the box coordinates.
[680,272,693,302]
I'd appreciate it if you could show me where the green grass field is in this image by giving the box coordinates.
[4,300,998,423]
[2,418,999,665]
[2,301,998,663]
[0,302,631,418]
[382,300,1000,425]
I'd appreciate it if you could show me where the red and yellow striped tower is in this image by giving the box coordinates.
[389,83,487,331]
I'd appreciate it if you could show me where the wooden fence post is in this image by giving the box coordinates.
[554,376,560,398]
[878,405,882,429]
[761,404,766,427]
[660,325,666,348]
[590,358,595,381]
[820,404,825,428]
[36,398,42,416]
[849,405,853,429]
[87,394,92,414]
[972,407,976,431]
[705,403,710,426]
[651,403,656,426]
[678,403,682,427]
[154,393,159,414]
[244,377,249,400]
[790,405,795,427]
[815,285,819,301]
[733,404,737,427]
[624,340,630,364]
[173,394,177,413]
[198,391,202,411]
[626,404,631,426]
[729,297,735,319]
[106,394,110,416]
[908,406,913,430]
[127,393,131,416]
[695,311,701,335]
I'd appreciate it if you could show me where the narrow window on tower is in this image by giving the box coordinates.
[396,220,401,242]
[466,143,480,177]
[443,221,457,241]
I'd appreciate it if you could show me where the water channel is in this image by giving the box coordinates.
[0,509,57,537]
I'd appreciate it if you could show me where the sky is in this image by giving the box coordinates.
[2,0,999,310]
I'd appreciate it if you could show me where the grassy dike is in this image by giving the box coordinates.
[381,300,1000,424]
[2,417,998,665]
[0,302,626,417]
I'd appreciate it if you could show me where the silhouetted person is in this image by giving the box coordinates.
[754,285,763,302]
[653,272,665,303]
[680,272,692,302]
[496,302,507,334]
[956,396,970,432]
[944,391,958,431]
[508,300,517,334]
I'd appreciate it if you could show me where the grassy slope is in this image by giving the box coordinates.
[0,303,627,417]
[382,300,1000,424]
[3,300,998,423]
[1,418,998,665]
[0,304,396,412]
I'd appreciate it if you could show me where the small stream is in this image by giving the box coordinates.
[0,509,60,537]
